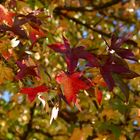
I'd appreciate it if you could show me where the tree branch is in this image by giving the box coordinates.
[22,103,36,140]
[31,128,69,137]
[54,0,123,12]
[54,11,137,47]
[54,10,111,37]
[99,11,135,24]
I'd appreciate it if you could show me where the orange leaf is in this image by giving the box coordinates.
[56,72,91,103]
[29,26,45,43]
[0,4,15,26]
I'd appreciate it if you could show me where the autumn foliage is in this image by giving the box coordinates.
[0,0,140,140]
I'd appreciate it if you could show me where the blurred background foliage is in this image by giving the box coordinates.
[0,0,140,140]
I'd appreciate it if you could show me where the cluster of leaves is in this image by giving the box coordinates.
[0,0,140,140]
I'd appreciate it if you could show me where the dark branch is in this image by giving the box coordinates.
[99,11,135,24]
[54,11,137,47]
[31,128,69,137]
[22,103,36,140]
[54,0,123,12]
[54,10,111,37]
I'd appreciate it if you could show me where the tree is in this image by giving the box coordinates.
[0,0,140,140]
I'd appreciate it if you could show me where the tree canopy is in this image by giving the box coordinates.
[0,0,140,140]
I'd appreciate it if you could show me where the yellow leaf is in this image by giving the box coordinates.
[69,128,84,140]
[119,135,127,140]
[0,62,14,84]
[101,109,122,121]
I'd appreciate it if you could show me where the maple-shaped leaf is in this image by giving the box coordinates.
[15,61,38,80]
[109,34,137,61]
[0,9,43,39]
[20,85,48,102]
[56,71,91,103]
[48,36,99,73]
[0,4,15,26]
[99,55,139,91]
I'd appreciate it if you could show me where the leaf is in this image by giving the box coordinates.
[48,36,99,73]
[110,34,137,61]
[99,122,121,139]
[20,85,48,102]
[15,60,38,80]
[95,87,103,105]
[29,25,45,44]
[0,62,14,84]
[56,71,91,103]
[93,75,107,87]
[48,43,67,53]
[99,55,139,91]
[1,49,13,60]
[69,128,84,140]
[0,4,15,26]
[109,124,121,139]
[0,9,43,39]
[0,24,28,39]
[100,66,115,91]
[101,109,122,121]
[113,74,130,102]
[0,39,13,60]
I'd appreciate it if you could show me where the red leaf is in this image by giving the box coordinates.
[20,85,48,102]
[15,61,38,80]
[99,55,139,91]
[95,87,103,105]
[56,72,91,103]
[47,43,67,53]
[0,4,15,26]
[100,67,115,91]
[48,37,99,73]
[0,9,43,39]
[110,34,137,61]
[115,48,137,61]
[29,26,45,43]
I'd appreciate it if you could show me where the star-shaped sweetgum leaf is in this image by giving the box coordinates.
[99,55,139,91]
[109,34,137,61]
[48,36,99,74]
[20,85,48,102]
[56,71,92,103]
[15,61,38,80]
[0,9,43,39]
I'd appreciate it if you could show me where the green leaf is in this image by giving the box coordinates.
[109,123,121,139]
